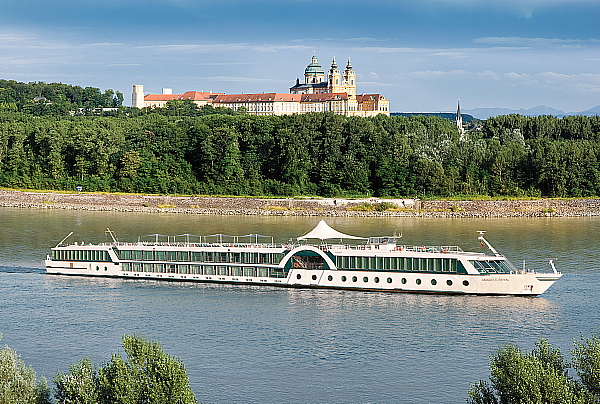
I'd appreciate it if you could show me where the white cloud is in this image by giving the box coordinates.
[474,36,600,47]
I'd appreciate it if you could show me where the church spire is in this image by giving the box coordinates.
[456,100,465,134]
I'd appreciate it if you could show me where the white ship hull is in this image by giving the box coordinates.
[44,221,562,296]
[44,259,561,296]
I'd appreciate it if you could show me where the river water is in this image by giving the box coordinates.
[0,208,598,403]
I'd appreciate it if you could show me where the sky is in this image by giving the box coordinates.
[0,0,599,113]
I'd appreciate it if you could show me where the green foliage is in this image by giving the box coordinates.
[572,332,600,397]
[0,337,51,404]
[55,334,197,404]
[54,358,98,404]
[0,79,123,116]
[469,337,599,404]
[347,201,398,212]
[0,110,600,198]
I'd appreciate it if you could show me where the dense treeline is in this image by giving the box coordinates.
[0,80,124,115]
[1,109,600,198]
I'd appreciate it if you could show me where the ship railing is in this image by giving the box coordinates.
[396,245,464,253]
[101,241,296,249]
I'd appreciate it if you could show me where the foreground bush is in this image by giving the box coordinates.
[54,334,197,404]
[469,334,600,403]
[0,336,51,404]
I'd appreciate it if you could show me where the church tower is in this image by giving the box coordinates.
[343,58,356,96]
[328,57,342,93]
[456,100,465,134]
[132,85,145,108]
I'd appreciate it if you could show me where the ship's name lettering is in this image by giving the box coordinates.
[481,278,510,282]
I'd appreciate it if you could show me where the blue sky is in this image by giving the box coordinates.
[1,0,599,112]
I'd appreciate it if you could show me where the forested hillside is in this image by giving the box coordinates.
[0,80,123,115]
[0,109,599,198]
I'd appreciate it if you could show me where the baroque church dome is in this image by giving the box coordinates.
[304,55,324,76]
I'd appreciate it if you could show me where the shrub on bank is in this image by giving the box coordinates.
[0,335,196,404]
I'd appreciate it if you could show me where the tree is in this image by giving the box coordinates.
[0,337,51,404]
[54,358,98,404]
[55,334,197,404]
[572,332,600,397]
[468,338,594,404]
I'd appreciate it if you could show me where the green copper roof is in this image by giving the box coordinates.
[305,55,324,75]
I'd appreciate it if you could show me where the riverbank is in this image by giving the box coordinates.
[2,189,600,217]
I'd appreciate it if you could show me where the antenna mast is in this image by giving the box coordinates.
[477,231,501,256]
[105,228,118,243]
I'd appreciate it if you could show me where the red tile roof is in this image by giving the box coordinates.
[356,94,387,102]
[212,93,302,103]
[144,94,180,101]
[301,93,348,102]
[144,91,224,102]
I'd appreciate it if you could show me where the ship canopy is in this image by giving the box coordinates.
[298,220,366,241]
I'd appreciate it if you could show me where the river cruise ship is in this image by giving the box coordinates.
[45,220,561,296]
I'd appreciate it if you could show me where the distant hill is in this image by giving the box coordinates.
[462,105,600,119]
[391,112,474,122]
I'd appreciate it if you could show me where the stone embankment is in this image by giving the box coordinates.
[1,190,600,217]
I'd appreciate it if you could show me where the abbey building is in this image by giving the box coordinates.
[132,54,390,116]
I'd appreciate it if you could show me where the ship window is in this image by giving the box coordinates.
[96,266,99,271]
[352,276,357,282]
[349,256,356,269]
[328,275,333,281]
[370,257,377,270]
[155,250,165,261]
[387,277,392,284]
[143,251,153,261]
[405,258,413,271]
[341,276,347,282]
[401,278,407,284]
[273,253,284,264]
[447,279,453,286]
[231,267,241,276]
[377,257,383,270]
[463,280,469,286]
[363,277,368,283]
[416,278,422,285]
[374,277,380,283]
[219,253,228,263]
[244,267,256,277]
[154,263,165,273]
[191,265,201,274]
[217,266,227,275]
[179,251,191,262]
[232,253,241,263]
[192,252,203,262]
[204,266,214,275]
[433,259,442,272]
[312,274,317,281]
[431,279,437,285]
[297,274,302,280]
[257,267,269,277]
[179,265,189,274]
[143,263,152,272]
[167,251,177,261]
[133,250,142,260]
